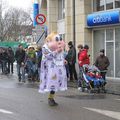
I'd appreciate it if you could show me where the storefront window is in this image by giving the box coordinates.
[106,0,113,10]
[93,0,105,11]
[93,30,105,59]
[106,29,113,41]
[94,28,120,78]
[115,0,120,8]
[115,28,120,77]
[106,42,114,77]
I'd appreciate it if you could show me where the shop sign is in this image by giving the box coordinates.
[87,10,120,27]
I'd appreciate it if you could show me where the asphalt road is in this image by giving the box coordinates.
[0,73,120,120]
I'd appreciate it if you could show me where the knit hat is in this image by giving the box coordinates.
[84,45,89,49]
[100,49,105,53]
[68,41,73,46]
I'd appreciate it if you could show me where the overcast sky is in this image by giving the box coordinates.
[6,0,33,10]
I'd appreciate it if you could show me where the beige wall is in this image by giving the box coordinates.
[40,0,93,62]
[47,0,58,33]
[65,0,73,43]
[40,0,58,32]
[84,0,92,62]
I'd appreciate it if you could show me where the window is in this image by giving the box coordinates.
[106,29,113,41]
[58,0,65,20]
[94,30,105,59]
[59,34,65,40]
[94,28,120,78]
[115,28,120,77]
[106,0,113,10]
[106,42,114,77]
[93,0,105,11]
[93,0,120,11]
[115,0,120,8]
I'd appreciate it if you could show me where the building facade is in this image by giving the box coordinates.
[39,0,120,79]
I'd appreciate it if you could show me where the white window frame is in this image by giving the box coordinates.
[58,0,65,20]
[92,0,120,12]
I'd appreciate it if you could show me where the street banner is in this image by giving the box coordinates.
[33,3,39,27]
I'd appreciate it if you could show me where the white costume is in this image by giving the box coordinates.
[39,44,67,93]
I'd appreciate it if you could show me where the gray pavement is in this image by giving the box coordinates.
[0,73,120,120]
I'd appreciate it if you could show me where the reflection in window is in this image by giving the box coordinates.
[106,42,114,77]
[106,0,113,10]
[93,0,105,11]
[106,29,113,41]
[115,28,120,77]
[115,0,120,8]
[93,30,105,60]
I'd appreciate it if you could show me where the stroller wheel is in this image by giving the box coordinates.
[102,86,107,93]
[81,88,85,92]
[97,89,100,93]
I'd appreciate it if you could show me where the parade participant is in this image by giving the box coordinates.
[39,32,67,106]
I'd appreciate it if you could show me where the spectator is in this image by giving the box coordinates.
[7,47,15,74]
[26,46,36,82]
[77,44,83,88]
[94,49,110,81]
[77,44,83,59]
[0,48,9,74]
[35,46,42,81]
[78,45,90,67]
[66,41,78,82]
[15,44,26,82]
[78,44,90,90]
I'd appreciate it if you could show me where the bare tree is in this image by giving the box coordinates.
[0,3,33,41]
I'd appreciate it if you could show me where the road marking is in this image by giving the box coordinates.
[115,99,120,101]
[0,109,13,114]
[84,107,120,120]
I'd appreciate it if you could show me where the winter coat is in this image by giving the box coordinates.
[65,46,76,64]
[7,49,15,62]
[78,49,90,67]
[27,50,36,63]
[15,49,25,64]
[94,55,110,71]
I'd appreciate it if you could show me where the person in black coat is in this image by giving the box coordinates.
[7,47,15,74]
[0,48,9,74]
[94,49,110,81]
[65,41,78,81]
[15,44,26,82]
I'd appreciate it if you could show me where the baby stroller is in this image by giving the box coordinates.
[80,64,106,93]
[25,59,37,82]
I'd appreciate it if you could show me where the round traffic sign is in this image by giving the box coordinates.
[36,14,46,25]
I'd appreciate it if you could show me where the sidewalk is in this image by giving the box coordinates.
[68,79,120,95]
[106,79,120,95]
[12,63,120,95]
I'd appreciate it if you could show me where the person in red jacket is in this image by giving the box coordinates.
[78,45,90,90]
[78,45,90,66]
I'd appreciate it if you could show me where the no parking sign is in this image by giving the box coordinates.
[36,14,46,25]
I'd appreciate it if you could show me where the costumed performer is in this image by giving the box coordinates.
[39,32,67,106]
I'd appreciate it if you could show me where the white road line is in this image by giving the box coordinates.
[83,107,120,120]
[0,109,13,114]
[115,99,120,101]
